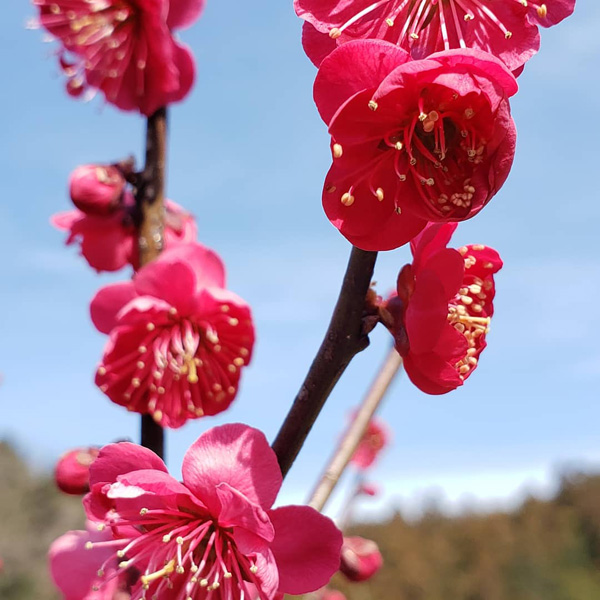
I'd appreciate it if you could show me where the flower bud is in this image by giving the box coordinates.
[339,536,383,582]
[69,165,125,215]
[357,482,379,497]
[54,446,100,495]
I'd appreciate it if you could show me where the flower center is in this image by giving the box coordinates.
[447,245,496,379]
[97,305,249,423]
[328,0,549,49]
[88,506,260,599]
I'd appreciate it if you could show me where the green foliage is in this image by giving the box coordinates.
[300,471,600,600]
[0,441,84,600]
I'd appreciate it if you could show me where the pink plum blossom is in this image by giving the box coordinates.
[50,424,343,600]
[350,416,389,470]
[296,0,576,71]
[91,243,255,428]
[34,0,205,115]
[55,446,100,495]
[52,197,196,272]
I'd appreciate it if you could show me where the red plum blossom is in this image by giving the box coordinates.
[380,222,502,393]
[296,0,575,71]
[91,243,255,428]
[49,424,343,600]
[314,41,517,250]
[34,0,204,115]
[52,197,196,272]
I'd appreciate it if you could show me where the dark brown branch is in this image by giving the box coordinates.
[272,246,378,478]
[135,107,168,459]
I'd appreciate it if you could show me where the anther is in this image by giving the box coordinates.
[537,4,547,17]
[368,100,378,111]
[376,188,384,201]
[332,143,343,159]
[97,366,106,375]
[505,31,512,38]
[341,192,355,207]
[250,565,259,574]
[385,18,394,26]
[85,541,93,550]
[329,28,342,39]
[146,323,155,331]
[140,508,148,515]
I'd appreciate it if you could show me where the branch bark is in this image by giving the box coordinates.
[308,348,403,512]
[135,107,168,459]
[271,246,378,478]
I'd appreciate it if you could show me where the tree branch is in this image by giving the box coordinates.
[271,246,378,478]
[308,347,403,512]
[135,107,168,459]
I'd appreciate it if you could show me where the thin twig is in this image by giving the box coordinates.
[135,107,168,459]
[308,348,403,512]
[271,246,378,478]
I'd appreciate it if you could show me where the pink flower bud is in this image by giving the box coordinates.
[54,446,100,495]
[69,165,125,216]
[358,482,379,497]
[339,536,383,582]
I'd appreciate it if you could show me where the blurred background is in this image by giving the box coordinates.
[1,1,599,599]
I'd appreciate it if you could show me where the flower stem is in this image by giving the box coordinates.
[271,246,378,478]
[308,348,403,512]
[136,107,168,459]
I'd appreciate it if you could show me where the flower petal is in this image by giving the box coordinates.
[89,442,167,487]
[314,39,410,124]
[269,506,343,595]
[90,282,137,334]
[49,528,123,600]
[216,482,274,542]
[166,0,205,30]
[182,424,282,512]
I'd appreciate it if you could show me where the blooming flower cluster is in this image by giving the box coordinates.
[38,0,575,594]
[53,163,197,272]
[50,424,343,600]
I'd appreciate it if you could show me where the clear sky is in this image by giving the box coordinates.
[1,1,599,520]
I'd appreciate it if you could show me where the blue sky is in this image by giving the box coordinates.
[1,2,599,520]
